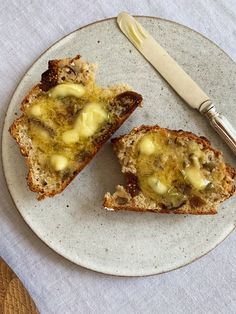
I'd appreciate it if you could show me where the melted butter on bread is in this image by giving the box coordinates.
[136,131,213,208]
[26,83,115,172]
[49,83,85,98]
[74,102,107,137]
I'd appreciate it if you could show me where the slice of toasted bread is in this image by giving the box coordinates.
[10,55,142,199]
[104,125,235,214]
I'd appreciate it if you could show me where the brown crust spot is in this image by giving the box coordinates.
[226,163,236,180]
[40,55,82,92]
[115,196,128,205]
[159,200,187,211]
[125,172,140,197]
[114,91,142,116]
[224,164,236,198]
[189,196,206,208]
[40,60,59,91]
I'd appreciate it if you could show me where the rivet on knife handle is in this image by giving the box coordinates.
[117,12,236,156]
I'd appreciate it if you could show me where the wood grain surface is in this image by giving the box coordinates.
[0,258,39,314]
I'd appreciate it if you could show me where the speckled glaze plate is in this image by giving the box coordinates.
[2,17,236,276]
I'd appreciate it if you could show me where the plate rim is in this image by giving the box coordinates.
[1,15,236,277]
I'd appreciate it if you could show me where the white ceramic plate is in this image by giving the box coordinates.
[2,17,236,276]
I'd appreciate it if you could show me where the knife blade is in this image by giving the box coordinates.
[117,12,236,155]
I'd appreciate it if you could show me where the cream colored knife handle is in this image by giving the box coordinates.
[202,103,236,155]
[118,13,236,156]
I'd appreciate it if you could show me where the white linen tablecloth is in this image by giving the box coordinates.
[0,1,236,313]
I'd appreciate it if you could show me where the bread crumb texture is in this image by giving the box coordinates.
[104,125,235,215]
[10,55,142,199]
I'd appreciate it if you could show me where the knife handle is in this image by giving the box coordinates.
[202,103,236,155]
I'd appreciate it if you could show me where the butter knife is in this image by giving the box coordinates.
[117,12,236,155]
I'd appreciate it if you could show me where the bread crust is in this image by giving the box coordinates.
[9,55,142,199]
[104,125,235,214]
